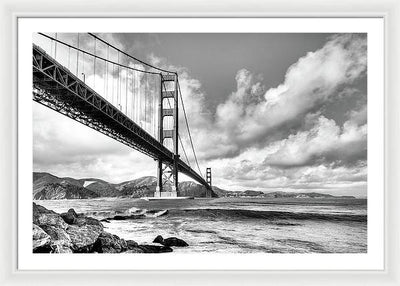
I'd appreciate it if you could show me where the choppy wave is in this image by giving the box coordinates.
[84,208,168,220]
[83,207,366,223]
[168,208,367,222]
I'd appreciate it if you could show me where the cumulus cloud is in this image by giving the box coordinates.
[208,145,367,196]
[205,34,367,158]
[264,115,367,168]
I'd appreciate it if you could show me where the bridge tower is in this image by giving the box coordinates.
[155,73,179,197]
[206,167,212,197]
[206,168,212,187]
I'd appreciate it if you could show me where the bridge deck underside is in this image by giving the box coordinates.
[32,44,210,189]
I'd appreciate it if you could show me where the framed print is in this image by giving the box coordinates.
[18,17,384,271]
[1,0,400,285]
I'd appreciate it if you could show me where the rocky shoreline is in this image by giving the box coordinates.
[33,203,182,253]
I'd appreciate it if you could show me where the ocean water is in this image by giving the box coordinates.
[34,197,367,253]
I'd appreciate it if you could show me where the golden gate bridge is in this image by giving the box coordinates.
[32,33,212,197]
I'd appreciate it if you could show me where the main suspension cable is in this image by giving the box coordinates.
[88,33,175,75]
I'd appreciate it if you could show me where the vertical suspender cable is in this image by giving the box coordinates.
[125,68,128,115]
[134,71,136,122]
[136,69,138,123]
[104,57,107,99]
[117,52,120,110]
[153,76,155,137]
[154,76,157,137]
[145,74,147,131]
[106,45,109,100]
[112,63,115,105]
[68,46,71,70]
[94,38,96,90]
[76,33,79,75]
[82,50,85,82]
[131,70,134,121]
[54,33,57,60]
[139,71,141,126]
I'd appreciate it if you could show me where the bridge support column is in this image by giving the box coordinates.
[206,167,212,198]
[155,160,162,197]
[154,73,179,198]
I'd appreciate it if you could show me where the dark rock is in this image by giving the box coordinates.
[153,235,189,247]
[32,204,105,253]
[33,202,55,214]
[74,216,103,228]
[112,215,127,220]
[93,232,128,253]
[60,208,78,224]
[100,219,111,223]
[66,224,103,253]
[108,214,144,221]
[125,248,145,253]
[50,242,74,253]
[40,225,73,253]
[40,225,71,241]
[137,245,173,253]
[126,240,139,249]
[33,224,51,252]
[61,208,103,228]
[32,203,177,254]
[33,203,68,230]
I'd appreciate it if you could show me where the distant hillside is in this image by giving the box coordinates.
[33,172,353,200]
[33,182,100,200]
[112,177,219,198]
[210,186,229,197]
[115,176,157,198]
[84,180,120,197]
[33,172,119,197]
[33,172,217,199]
[33,172,72,195]
[219,189,355,199]
[244,190,264,197]
[178,181,218,198]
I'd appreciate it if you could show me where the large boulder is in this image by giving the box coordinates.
[33,203,68,230]
[66,224,103,253]
[40,225,73,253]
[50,241,74,253]
[61,208,103,228]
[93,232,128,253]
[60,208,78,224]
[126,240,139,249]
[33,204,105,253]
[74,216,103,228]
[32,224,51,253]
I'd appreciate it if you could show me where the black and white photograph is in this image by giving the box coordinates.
[31,30,370,255]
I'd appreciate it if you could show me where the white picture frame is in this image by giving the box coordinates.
[1,0,399,285]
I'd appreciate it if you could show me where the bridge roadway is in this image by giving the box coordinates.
[32,44,211,190]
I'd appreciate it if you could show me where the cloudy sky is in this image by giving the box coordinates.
[33,33,367,196]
